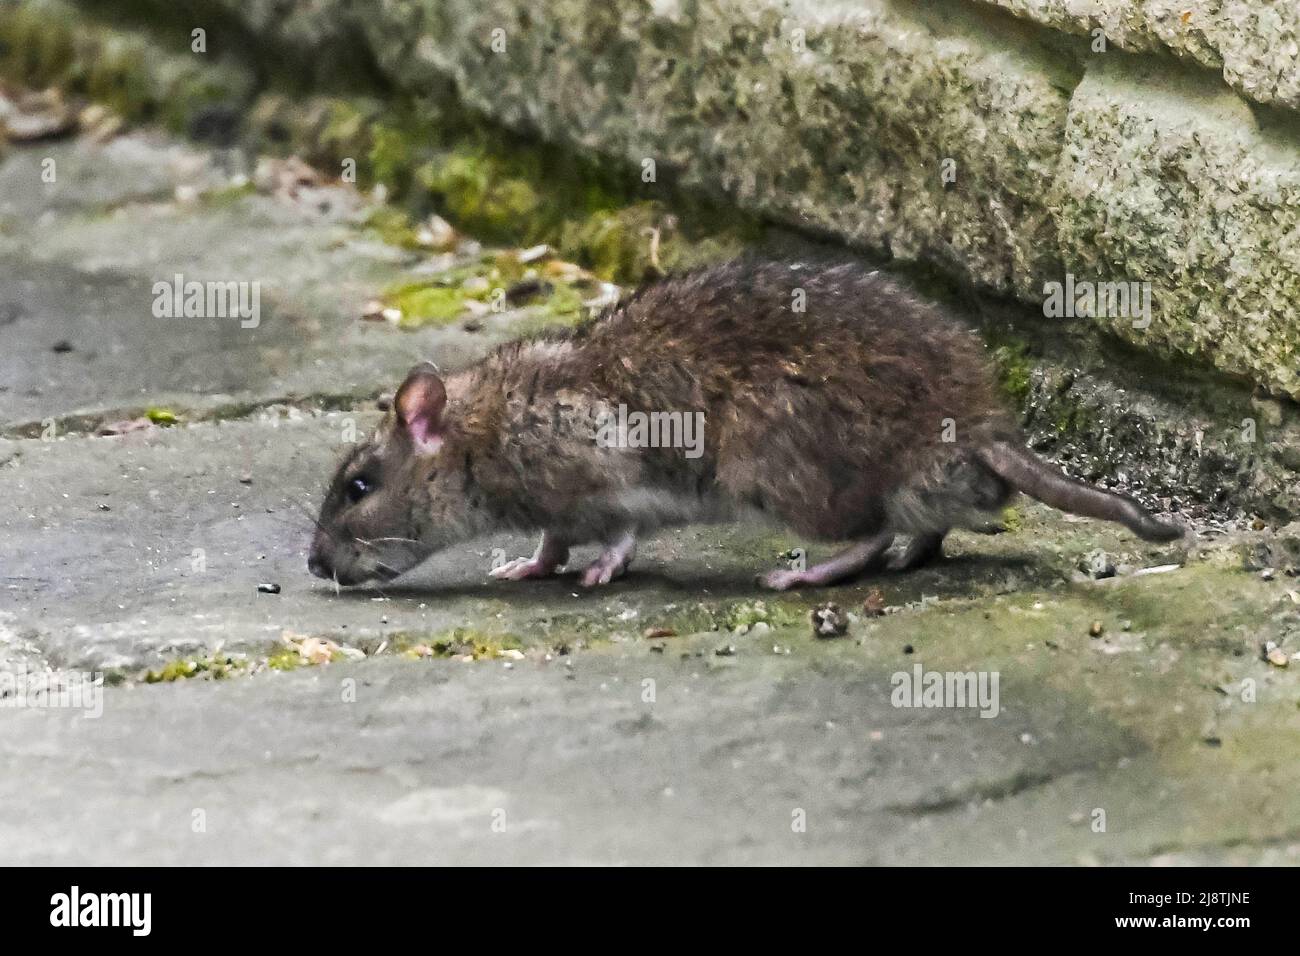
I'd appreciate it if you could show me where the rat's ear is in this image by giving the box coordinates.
[394,362,446,454]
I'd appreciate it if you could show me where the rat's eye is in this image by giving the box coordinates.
[346,476,374,503]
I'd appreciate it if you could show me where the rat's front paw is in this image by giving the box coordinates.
[489,556,561,581]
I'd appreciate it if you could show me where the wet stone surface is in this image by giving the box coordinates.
[1,130,1298,865]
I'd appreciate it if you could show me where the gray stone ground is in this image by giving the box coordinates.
[1,130,1298,865]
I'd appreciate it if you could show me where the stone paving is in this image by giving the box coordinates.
[1,129,1297,865]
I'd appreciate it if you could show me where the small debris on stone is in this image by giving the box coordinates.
[714,644,736,657]
[518,244,553,264]
[254,155,321,200]
[1262,641,1289,668]
[1079,550,1116,579]
[461,275,491,296]
[810,603,849,638]
[505,277,553,305]
[79,103,122,142]
[294,636,338,665]
[643,626,677,639]
[1131,563,1181,577]
[0,87,77,141]
[862,588,886,616]
[416,214,456,251]
[257,583,281,594]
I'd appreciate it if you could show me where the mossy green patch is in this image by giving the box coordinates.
[385,283,469,329]
[145,406,179,426]
[199,180,256,208]
[418,149,544,245]
[1000,506,1024,533]
[721,600,803,632]
[361,206,424,250]
[390,627,524,660]
[0,0,253,135]
[991,340,1034,406]
[265,646,306,672]
[243,87,763,286]
[142,653,248,683]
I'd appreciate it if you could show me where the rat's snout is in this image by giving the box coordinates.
[307,534,335,580]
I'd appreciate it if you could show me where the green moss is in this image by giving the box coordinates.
[386,283,469,329]
[369,123,419,195]
[0,3,78,89]
[199,180,256,207]
[142,653,248,683]
[265,647,305,672]
[392,627,524,660]
[1000,506,1024,532]
[991,340,1034,406]
[539,283,586,320]
[145,406,179,426]
[243,86,763,284]
[419,149,543,244]
[7,5,761,289]
[362,206,424,250]
[722,600,802,632]
[0,1,253,133]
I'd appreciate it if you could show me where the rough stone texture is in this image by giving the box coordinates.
[0,132,522,431]
[1,83,1299,867]
[73,0,1300,401]
[392,0,1072,301]
[1053,55,1300,399]
[983,1,1300,112]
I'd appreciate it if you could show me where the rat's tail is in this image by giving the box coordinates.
[976,441,1184,542]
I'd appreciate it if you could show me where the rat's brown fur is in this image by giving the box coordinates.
[309,257,1181,588]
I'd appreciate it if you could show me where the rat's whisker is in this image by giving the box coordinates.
[285,496,331,538]
[355,535,420,555]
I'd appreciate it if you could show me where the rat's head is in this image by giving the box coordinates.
[308,363,473,586]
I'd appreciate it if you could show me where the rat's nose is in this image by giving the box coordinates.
[307,545,333,580]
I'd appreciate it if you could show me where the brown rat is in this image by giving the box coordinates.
[308,257,1183,589]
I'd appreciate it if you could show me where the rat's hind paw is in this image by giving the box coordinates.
[489,556,562,581]
[579,555,631,587]
[579,532,637,587]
